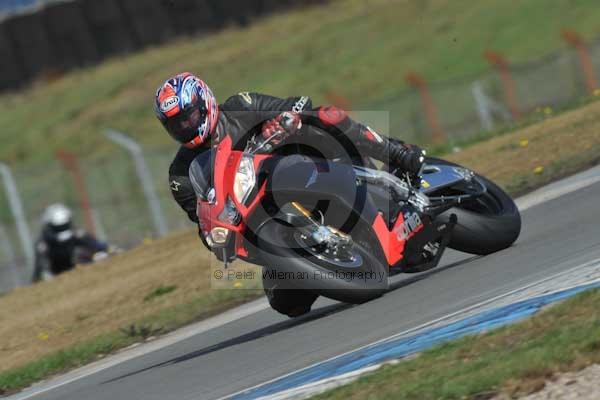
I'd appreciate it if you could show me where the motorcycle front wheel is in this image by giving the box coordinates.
[256,217,389,304]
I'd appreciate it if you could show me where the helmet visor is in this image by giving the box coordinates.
[46,221,74,242]
[165,106,208,144]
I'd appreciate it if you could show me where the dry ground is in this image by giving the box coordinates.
[2,98,600,378]
[0,230,260,373]
[446,100,600,195]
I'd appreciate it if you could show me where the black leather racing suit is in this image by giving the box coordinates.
[32,227,108,282]
[168,92,412,224]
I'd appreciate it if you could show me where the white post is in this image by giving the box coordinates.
[0,163,34,275]
[91,208,108,242]
[0,223,22,288]
[472,81,495,132]
[471,81,513,131]
[105,129,169,237]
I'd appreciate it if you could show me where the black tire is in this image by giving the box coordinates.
[257,218,389,304]
[428,158,521,255]
[262,269,319,317]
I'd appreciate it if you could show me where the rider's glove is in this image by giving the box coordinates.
[390,143,426,175]
[92,251,109,262]
[261,112,302,144]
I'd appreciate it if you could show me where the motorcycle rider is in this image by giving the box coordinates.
[156,72,426,316]
[32,203,109,282]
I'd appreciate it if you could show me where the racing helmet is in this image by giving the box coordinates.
[42,203,74,242]
[155,72,219,149]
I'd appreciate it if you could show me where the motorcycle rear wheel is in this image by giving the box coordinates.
[428,158,521,255]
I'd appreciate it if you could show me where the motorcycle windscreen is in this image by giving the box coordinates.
[188,150,215,201]
[419,163,470,194]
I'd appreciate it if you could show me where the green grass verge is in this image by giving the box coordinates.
[0,332,131,394]
[313,289,600,400]
[143,285,178,302]
[505,148,600,197]
[0,289,261,395]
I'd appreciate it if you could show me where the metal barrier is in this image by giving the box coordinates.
[373,44,594,146]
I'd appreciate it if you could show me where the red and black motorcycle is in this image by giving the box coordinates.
[191,126,521,311]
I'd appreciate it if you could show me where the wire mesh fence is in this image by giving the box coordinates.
[1,35,600,292]
[0,150,195,290]
[376,44,595,146]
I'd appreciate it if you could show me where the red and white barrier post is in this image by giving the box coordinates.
[562,30,598,96]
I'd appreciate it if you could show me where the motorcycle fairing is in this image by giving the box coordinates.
[195,135,270,258]
[373,205,455,270]
[194,138,459,270]
[267,155,380,234]
[372,213,406,266]
[266,156,441,269]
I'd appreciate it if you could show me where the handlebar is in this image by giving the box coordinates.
[245,131,286,154]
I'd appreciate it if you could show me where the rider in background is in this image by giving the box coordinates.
[155,72,426,316]
[32,203,110,282]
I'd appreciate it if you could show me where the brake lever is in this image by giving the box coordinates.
[403,171,421,191]
[416,162,426,178]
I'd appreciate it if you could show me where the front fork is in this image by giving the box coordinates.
[283,202,354,249]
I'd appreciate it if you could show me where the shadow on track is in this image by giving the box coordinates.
[387,255,481,292]
[102,302,353,384]
[103,255,480,385]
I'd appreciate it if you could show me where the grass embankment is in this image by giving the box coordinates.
[0,230,262,394]
[2,98,600,394]
[446,99,600,196]
[1,0,600,165]
[313,289,600,400]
